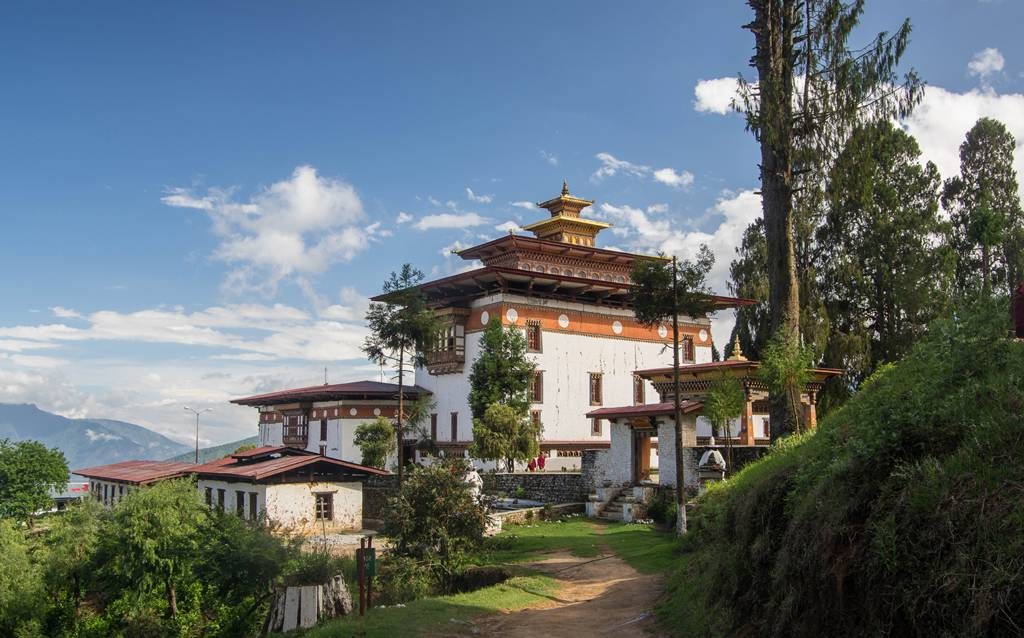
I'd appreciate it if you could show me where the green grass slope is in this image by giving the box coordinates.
[659,300,1024,637]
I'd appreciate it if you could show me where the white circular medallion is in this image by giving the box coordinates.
[558,314,570,329]
[612,320,623,335]
[698,329,709,342]
[506,308,518,324]
[349,408,357,416]
[373,408,381,416]
[480,310,489,325]
[658,325,668,339]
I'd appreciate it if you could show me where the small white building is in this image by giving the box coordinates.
[75,447,388,534]
[194,446,386,534]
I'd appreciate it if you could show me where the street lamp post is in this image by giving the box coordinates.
[184,406,213,464]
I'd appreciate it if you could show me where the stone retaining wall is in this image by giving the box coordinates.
[481,471,586,504]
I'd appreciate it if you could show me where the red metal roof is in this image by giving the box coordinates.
[74,460,196,485]
[229,445,313,460]
[193,451,389,481]
[231,380,431,406]
[586,400,704,420]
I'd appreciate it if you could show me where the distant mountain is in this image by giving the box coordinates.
[165,436,259,464]
[0,403,192,471]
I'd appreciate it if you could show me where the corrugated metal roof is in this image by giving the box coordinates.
[231,380,431,406]
[74,460,196,485]
[193,451,389,481]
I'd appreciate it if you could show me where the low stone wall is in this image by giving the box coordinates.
[360,474,397,523]
[481,471,586,504]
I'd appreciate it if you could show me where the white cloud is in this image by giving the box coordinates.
[968,47,1005,79]
[652,167,695,189]
[465,188,493,204]
[591,152,695,190]
[494,220,522,234]
[647,203,669,214]
[163,165,373,294]
[414,212,490,230]
[591,152,649,182]
[395,211,413,224]
[85,428,121,442]
[694,77,741,114]
[901,85,1024,197]
[511,201,536,210]
[540,150,559,166]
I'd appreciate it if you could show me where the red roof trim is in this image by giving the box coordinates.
[455,234,667,263]
[586,401,704,419]
[231,380,431,406]
[193,453,390,481]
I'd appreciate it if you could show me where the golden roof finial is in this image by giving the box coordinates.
[561,180,569,196]
[727,333,747,362]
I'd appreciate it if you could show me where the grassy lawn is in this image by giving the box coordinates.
[294,517,675,637]
[297,574,559,638]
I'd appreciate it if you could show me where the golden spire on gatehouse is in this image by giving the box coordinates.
[727,333,748,362]
[522,182,608,246]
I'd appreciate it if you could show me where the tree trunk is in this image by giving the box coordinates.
[396,346,405,485]
[750,0,802,441]
[671,258,688,536]
[166,579,178,617]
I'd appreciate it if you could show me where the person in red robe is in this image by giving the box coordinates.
[527,458,536,472]
[537,453,545,471]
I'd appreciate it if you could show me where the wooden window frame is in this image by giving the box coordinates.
[217,489,225,510]
[235,490,246,517]
[530,410,542,430]
[430,413,438,440]
[530,370,544,403]
[315,492,334,521]
[682,336,695,363]
[450,412,458,442]
[526,320,542,353]
[204,487,212,507]
[633,374,645,405]
[591,418,603,436]
[249,492,258,521]
[589,372,603,406]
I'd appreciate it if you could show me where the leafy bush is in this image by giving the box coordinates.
[382,458,488,592]
[376,556,437,604]
[643,490,677,529]
[660,299,1024,637]
[452,566,511,593]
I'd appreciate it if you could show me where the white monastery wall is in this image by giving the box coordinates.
[695,415,769,439]
[259,413,393,464]
[415,292,714,451]
[263,481,362,534]
[197,478,266,518]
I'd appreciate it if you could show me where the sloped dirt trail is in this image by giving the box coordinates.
[433,547,666,637]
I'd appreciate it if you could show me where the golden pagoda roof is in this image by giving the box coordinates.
[535,180,596,218]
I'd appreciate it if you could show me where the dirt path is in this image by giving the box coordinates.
[433,546,665,637]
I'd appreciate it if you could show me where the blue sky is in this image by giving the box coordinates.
[1,1,1022,445]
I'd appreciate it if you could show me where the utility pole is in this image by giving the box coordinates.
[184,406,213,464]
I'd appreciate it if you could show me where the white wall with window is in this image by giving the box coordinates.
[196,478,362,534]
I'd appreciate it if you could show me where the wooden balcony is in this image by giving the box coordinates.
[426,348,464,375]
[282,425,309,447]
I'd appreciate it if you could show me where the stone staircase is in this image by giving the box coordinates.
[597,489,636,521]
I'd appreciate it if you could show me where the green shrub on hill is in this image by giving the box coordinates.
[660,299,1024,637]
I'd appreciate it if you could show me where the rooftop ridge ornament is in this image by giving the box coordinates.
[727,333,748,362]
[561,179,570,196]
[523,182,607,247]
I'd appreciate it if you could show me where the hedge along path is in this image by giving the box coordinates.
[433,521,668,637]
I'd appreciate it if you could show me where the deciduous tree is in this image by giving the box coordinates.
[0,439,69,524]
[470,402,540,472]
[467,320,535,421]
[354,416,397,469]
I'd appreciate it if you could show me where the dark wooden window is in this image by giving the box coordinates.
[526,321,542,352]
[282,413,309,446]
[591,418,603,436]
[235,491,245,517]
[102,484,108,505]
[217,489,225,510]
[430,413,438,440]
[204,487,212,507]
[315,493,334,521]
[320,418,328,441]
[450,412,458,441]
[633,374,645,405]
[682,336,695,363]
[249,492,258,521]
[530,371,544,403]
[530,410,542,430]
[589,373,603,406]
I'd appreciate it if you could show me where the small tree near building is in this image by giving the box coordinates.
[703,371,746,473]
[0,438,69,524]
[382,459,488,592]
[467,320,536,420]
[470,402,540,472]
[354,417,397,469]
[363,264,441,484]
